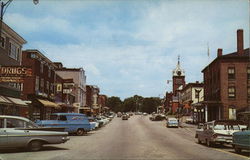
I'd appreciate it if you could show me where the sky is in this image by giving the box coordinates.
[4,0,249,100]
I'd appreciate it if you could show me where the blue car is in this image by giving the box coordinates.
[36,113,95,136]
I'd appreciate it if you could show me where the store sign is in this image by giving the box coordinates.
[63,89,72,94]
[0,66,32,83]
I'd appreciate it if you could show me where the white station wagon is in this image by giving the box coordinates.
[0,115,69,151]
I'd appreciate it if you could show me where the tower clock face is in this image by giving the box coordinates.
[177,71,182,76]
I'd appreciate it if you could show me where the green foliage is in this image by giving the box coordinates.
[106,96,122,113]
[106,95,161,113]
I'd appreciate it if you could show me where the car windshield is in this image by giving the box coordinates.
[214,124,225,130]
[214,124,241,130]
[169,120,177,122]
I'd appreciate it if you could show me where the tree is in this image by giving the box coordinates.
[141,97,161,113]
[106,96,123,113]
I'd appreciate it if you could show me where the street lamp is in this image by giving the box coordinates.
[0,0,39,41]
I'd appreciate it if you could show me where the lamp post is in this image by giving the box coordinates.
[0,0,39,41]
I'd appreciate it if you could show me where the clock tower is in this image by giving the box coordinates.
[172,55,185,96]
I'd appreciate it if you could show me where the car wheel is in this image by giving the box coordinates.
[76,129,85,136]
[234,146,241,153]
[28,140,43,151]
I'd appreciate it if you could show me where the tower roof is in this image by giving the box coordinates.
[172,55,185,76]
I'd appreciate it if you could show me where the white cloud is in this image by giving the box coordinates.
[4,0,249,99]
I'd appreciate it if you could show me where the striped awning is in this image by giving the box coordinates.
[37,99,60,108]
[7,97,28,107]
[0,96,12,105]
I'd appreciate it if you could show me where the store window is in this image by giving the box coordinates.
[228,67,235,80]
[228,86,236,98]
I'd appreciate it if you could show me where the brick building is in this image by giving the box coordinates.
[202,29,249,121]
[0,22,28,117]
[98,94,107,114]
[22,49,60,120]
[171,56,185,113]
[86,85,100,115]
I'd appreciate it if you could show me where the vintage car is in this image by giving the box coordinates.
[36,113,95,136]
[122,114,129,120]
[0,115,69,151]
[196,120,247,147]
[166,118,179,128]
[232,129,250,153]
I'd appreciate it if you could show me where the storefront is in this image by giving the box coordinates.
[30,99,60,120]
[0,95,28,117]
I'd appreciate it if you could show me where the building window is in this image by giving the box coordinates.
[40,78,44,91]
[30,53,36,59]
[1,36,5,48]
[46,81,49,91]
[35,76,39,92]
[40,62,43,73]
[228,86,235,98]
[228,107,236,120]
[48,68,51,78]
[9,42,20,61]
[247,67,250,80]
[248,87,250,98]
[50,83,53,92]
[228,67,235,80]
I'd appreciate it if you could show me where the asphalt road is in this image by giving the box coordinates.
[0,115,249,160]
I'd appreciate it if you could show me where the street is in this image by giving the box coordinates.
[0,115,249,160]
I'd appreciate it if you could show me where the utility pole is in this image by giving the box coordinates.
[0,0,39,42]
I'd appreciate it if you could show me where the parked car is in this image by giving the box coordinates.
[0,115,69,151]
[117,112,122,117]
[166,118,179,128]
[143,112,148,116]
[151,114,165,121]
[122,114,129,120]
[196,120,247,147]
[36,113,94,136]
[232,129,250,153]
[88,117,99,130]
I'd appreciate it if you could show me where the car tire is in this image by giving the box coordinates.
[28,140,43,151]
[76,129,85,136]
[234,146,241,153]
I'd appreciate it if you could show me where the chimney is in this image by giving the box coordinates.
[217,48,223,57]
[237,29,244,55]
